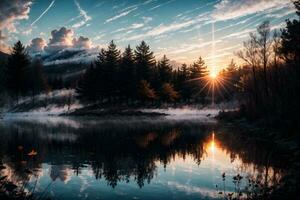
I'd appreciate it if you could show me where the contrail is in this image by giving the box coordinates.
[31,0,55,26]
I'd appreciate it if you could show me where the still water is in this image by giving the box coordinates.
[0,116,285,199]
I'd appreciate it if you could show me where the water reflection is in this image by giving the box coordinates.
[0,118,287,199]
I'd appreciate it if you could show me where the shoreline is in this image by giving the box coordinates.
[0,107,222,123]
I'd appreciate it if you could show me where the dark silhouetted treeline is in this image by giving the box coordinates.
[0,42,72,105]
[218,0,300,122]
[1,41,48,104]
[76,41,210,105]
[0,0,299,119]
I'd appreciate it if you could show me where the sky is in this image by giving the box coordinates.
[0,0,297,71]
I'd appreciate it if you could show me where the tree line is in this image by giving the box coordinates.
[218,0,300,122]
[76,40,211,105]
[0,0,299,119]
[0,42,74,106]
[0,40,213,106]
[0,41,48,104]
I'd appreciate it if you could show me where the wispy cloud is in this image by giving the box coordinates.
[168,40,222,55]
[212,0,292,21]
[149,0,175,11]
[105,7,137,23]
[124,12,210,41]
[0,0,32,32]
[92,33,106,41]
[31,0,55,26]
[222,28,255,40]
[72,0,92,28]
[112,23,144,33]
[142,16,153,23]
[142,0,157,6]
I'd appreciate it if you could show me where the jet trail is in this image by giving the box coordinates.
[31,0,55,26]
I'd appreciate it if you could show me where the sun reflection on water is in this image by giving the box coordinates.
[209,132,216,153]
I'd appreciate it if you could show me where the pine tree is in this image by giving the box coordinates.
[28,58,48,103]
[104,41,121,100]
[280,0,300,117]
[222,59,240,99]
[138,80,157,102]
[5,41,30,103]
[160,83,179,102]
[157,55,172,84]
[76,63,98,103]
[134,41,156,82]
[190,57,209,102]
[94,48,107,101]
[176,64,192,101]
[120,45,136,101]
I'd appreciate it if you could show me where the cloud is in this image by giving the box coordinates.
[142,0,157,5]
[72,0,92,28]
[31,0,55,26]
[0,31,10,53]
[112,23,144,33]
[142,16,153,23]
[148,0,175,11]
[125,13,210,41]
[0,31,5,41]
[45,27,74,53]
[0,0,32,32]
[168,40,223,55]
[44,27,94,53]
[43,47,100,66]
[222,28,255,40]
[105,7,137,23]
[212,0,292,21]
[26,27,95,65]
[27,37,47,53]
[72,36,92,49]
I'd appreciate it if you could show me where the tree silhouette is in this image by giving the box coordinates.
[120,45,136,102]
[138,80,157,103]
[5,41,30,103]
[255,21,272,97]
[190,57,209,102]
[27,58,48,103]
[104,40,121,101]
[160,83,179,102]
[134,41,156,82]
[175,64,192,102]
[157,55,172,84]
[76,64,99,103]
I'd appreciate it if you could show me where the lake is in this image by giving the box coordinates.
[0,115,286,200]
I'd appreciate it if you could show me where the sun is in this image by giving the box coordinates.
[209,71,217,79]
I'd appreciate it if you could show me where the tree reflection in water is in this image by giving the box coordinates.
[0,118,289,199]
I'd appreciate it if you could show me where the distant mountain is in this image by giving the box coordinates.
[40,48,98,66]
[39,49,94,84]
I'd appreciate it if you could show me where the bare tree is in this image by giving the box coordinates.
[272,30,282,99]
[255,21,272,97]
[272,30,281,68]
[236,34,260,104]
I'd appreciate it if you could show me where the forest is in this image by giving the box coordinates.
[0,1,300,200]
[0,1,299,124]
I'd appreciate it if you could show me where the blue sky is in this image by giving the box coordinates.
[0,0,297,70]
